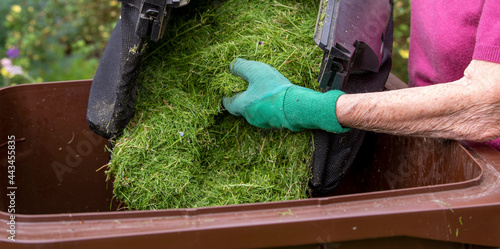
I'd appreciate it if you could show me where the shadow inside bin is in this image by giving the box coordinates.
[0,81,119,214]
[328,132,482,197]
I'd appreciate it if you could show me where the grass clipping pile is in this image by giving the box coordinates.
[108,0,324,210]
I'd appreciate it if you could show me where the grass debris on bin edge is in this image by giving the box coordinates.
[106,0,324,210]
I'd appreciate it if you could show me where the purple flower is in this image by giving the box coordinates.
[258,41,264,45]
[179,131,184,137]
[6,48,20,59]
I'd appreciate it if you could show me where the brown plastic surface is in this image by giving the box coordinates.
[0,80,114,215]
[1,78,499,248]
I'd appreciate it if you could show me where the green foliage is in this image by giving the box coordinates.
[392,0,411,83]
[108,0,320,210]
[0,0,16,47]
[1,0,119,86]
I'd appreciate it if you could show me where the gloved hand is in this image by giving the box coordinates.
[223,58,350,133]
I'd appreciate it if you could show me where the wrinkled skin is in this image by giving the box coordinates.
[336,59,500,142]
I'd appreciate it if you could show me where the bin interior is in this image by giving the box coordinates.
[329,132,482,197]
[0,81,116,214]
[0,80,482,215]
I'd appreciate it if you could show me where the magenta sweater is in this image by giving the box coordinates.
[408,0,500,150]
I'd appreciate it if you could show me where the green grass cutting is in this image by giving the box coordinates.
[107,0,323,210]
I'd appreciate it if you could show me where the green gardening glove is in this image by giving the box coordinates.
[223,58,350,133]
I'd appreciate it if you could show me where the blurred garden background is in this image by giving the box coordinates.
[0,0,120,86]
[0,0,410,87]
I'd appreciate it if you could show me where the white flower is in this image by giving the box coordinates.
[7,65,23,76]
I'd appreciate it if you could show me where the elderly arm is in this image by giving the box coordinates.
[336,60,500,142]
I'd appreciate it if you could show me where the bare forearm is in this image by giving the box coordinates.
[336,60,500,141]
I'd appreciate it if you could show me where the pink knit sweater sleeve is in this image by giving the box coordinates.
[473,0,500,63]
[408,0,500,150]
